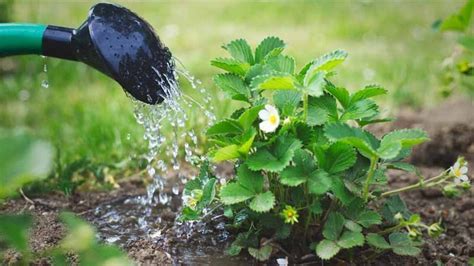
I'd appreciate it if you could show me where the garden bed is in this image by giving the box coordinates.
[1,98,473,265]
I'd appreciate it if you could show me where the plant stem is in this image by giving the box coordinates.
[377,224,403,235]
[303,92,309,122]
[363,156,378,201]
[381,171,449,198]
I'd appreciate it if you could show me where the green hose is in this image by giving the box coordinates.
[0,23,46,57]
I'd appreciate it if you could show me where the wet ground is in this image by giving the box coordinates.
[1,98,473,265]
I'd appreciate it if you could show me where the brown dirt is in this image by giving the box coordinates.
[1,99,473,265]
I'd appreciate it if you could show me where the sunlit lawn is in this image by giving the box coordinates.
[0,0,463,180]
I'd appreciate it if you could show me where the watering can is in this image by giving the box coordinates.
[0,3,174,105]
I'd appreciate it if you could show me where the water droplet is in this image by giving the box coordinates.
[41,80,49,89]
[172,184,180,195]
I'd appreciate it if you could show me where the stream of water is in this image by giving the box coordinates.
[130,58,215,207]
[84,59,251,263]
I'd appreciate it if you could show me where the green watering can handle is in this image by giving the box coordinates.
[0,23,47,57]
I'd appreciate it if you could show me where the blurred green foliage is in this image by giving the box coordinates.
[434,0,474,97]
[0,0,467,192]
[0,212,131,265]
[0,130,54,198]
[0,0,14,22]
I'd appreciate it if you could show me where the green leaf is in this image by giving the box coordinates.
[306,50,348,79]
[238,105,264,129]
[207,119,243,136]
[255,36,286,63]
[377,140,402,160]
[320,142,356,174]
[381,129,429,148]
[245,64,273,83]
[196,178,217,209]
[324,123,378,158]
[280,149,316,186]
[60,212,96,251]
[226,245,242,256]
[386,162,416,173]
[337,231,364,248]
[223,38,254,64]
[344,220,363,232]
[213,73,250,102]
[280,168,308,186]
[305,71,326,97]
[0,131,54,198]
[211,57,250,76]
[381,196,411,224]
[0,214,32,253]
[357,211,382,228]
[309,94,338,121]
[366,233,391,249]
[316,239,341,260]
[323,212,345,241]
[350,85,387,104]
[307,105,328,126]
[340,99,379,121]
[458,35,474,51]
[219,183,255,204]
[212,145,240,162]
[79,244,132,266]
[310,201,323,215]
[247,136,302,172]
[256,75,297,90]
[238,129,257,155]
[249,191,275,213]
[274,90,301,116]
[248,245,272,261]
[331,177,354,205]
[326,85,351,108]
[267,55,295,74]
[439,0,474,32]
[180,207,200,221]
[389,232,421,256]
[308,170,332,195]
[233,230,259,248]
[237,164,264,194]
[377,129,429,159]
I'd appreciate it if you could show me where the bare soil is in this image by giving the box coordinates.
[1,98,473,265]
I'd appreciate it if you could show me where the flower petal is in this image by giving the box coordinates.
[259,109,269,120]
[460,166,468,174]
[259,121,278,133]
[265,104,278,114]
[460,175,469,182]
[453,162,460,169]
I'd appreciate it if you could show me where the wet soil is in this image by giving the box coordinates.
[1,98,473,265]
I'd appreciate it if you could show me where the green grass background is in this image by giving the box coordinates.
[0,0,465,180]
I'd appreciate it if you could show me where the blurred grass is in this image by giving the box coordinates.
[0,0,465,182]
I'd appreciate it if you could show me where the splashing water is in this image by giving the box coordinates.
[130,57,215,206]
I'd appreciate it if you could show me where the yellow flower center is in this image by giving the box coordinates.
[269,114,277,124]
[454,168,461,177]
[287,211,295,218]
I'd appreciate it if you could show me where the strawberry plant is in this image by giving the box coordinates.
[179,37,470,262]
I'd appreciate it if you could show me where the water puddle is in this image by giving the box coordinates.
[89,191,252,264]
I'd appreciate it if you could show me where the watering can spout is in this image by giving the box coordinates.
[0,3,175,105]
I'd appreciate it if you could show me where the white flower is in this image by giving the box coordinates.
[276,257,288,266]
[450,161,469,184]
[259,105,280,133]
